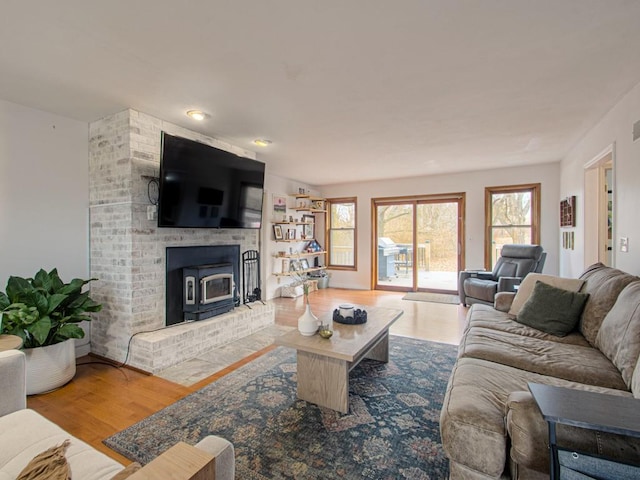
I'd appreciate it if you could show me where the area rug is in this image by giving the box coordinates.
[402,292,460,304]
[104,336,457,479]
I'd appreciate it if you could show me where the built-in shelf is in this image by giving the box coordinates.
[272,193,327,281]
[274,250,327,259]
[272,221,315,225]
[274,238,317,243]
[294,208,327,213]
[274,267,325,277]
[291,194,325,201]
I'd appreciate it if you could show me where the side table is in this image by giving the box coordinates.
[528,382,640,479]
[0,334,23,352]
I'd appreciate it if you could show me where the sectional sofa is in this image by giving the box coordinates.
[0,349,235,479]
[440,263,640,479]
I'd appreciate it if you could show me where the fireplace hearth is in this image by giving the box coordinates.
[166,245,240,326]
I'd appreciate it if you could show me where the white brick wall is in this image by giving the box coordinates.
[89,109,269,370]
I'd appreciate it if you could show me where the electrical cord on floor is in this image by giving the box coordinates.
[76,321,193,370]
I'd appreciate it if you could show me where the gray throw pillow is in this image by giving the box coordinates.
[516,281,590,337]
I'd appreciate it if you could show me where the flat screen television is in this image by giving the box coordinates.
[158,132,265,229]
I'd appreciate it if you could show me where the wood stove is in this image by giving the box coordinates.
[166,245,240,326]
[183,263,235,320]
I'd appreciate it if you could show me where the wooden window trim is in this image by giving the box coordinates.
[484,183,541,270]
[371,193,466,291]
[326,197,357,271]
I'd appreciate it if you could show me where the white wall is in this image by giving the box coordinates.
[0,99,89,352]
[320,163,560,290]
[559,80,640,278]
[0,99,89,282]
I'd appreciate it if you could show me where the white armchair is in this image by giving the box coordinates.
[0,350,235,480]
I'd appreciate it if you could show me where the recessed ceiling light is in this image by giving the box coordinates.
[253,139,272,147]
[186,110,207,121]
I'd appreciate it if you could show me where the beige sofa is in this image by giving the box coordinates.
[0,349,235,480]
[440,263,640,479]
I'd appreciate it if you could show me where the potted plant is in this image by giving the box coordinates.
[0,268,102,394]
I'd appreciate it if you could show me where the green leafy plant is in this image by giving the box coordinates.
[0,268,102,348]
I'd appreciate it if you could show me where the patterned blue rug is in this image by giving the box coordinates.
[104,336,456,479]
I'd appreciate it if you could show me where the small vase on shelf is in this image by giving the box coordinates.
[297,283,318,336]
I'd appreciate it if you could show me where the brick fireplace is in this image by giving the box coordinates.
[88,109,273,372]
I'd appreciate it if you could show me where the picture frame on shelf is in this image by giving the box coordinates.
[302,214,314,239]
[289,260,301,272]
[287,228,296,240]
[273,224,284,240]
[300,259,310,271]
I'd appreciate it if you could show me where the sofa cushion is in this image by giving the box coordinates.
[595,282,640,388]
[458,327,627,390]
[463,277,498,302]
[0,410,123,480]
[508,273,585,317]
[495,261,518,278]
[579,263,639,346]
[467,304,590,346]
[515,281,589,337]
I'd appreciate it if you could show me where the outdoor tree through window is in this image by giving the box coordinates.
[327,198,357,269]
[485,184,540,269]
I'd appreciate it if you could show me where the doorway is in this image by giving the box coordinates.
[373,194,465,293]
[584,146,614,266]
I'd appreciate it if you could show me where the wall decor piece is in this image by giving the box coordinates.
[560,196,576,227]
[562,231,575,250]
[273,224,284,240]
[302,214,315,239]
[273,194,287,220]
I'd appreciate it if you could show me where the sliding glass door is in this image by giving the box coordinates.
[374,194,464,293]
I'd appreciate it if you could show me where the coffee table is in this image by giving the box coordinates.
[275,306,403,413]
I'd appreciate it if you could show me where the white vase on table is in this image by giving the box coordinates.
[298,303,318,336]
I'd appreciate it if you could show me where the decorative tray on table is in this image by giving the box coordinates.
[332,308,368,325]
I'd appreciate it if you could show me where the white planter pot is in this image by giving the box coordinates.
[24,338,76,395]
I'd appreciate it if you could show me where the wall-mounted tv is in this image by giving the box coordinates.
[158,132,265,229]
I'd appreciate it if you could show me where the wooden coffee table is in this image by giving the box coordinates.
[275,306,403,413]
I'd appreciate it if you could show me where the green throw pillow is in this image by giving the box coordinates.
[516,281,589,337]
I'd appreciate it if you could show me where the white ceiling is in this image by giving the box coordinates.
[2,1,640,186]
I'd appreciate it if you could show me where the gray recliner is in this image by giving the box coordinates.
[459,244,545,306]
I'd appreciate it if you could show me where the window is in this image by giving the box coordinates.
[327,198,357,269]
[485,184,541,269]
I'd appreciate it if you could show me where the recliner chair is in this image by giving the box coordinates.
[458,244,545,306]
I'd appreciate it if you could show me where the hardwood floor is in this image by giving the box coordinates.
[27,288,468,464]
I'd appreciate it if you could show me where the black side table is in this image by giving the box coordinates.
[528,382,640,479]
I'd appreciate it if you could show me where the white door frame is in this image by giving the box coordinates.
[583,143,615,267]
